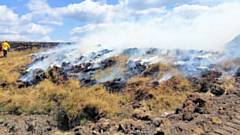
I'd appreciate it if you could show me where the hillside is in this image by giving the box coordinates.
[0,42,239,135]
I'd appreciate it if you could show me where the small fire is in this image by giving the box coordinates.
[20,35,240,86]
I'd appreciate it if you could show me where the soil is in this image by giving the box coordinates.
[0,114,57,135]
[1,90,239,135]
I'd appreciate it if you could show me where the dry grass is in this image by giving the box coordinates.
[125,75,192,115]
[0,78,128,118]
[147,76,191,114]
[0,50,191,121]
[62,85,123,118]
[221,77,236,94]
[51,131,73,135]
[0,50,33,83]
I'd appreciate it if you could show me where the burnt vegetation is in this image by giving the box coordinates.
[0,44,240,135]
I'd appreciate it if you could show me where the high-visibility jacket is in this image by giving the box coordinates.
[2,42,10,51]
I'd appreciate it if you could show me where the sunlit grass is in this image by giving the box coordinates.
[0,50,191,121]
[0,50,34,83]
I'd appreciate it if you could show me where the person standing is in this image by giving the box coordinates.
[1,41,11,57]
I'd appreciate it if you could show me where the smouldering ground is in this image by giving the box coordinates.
[0,50,190,127]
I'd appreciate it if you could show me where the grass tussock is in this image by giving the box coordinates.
[0,79,128,118]
[61,85,124,119]
[126,75,192,114]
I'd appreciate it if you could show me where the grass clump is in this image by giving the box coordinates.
[61,85,124,119]
[125,74,192,115]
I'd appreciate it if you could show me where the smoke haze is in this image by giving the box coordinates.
[20,1,240,83]
[74,2,240,51]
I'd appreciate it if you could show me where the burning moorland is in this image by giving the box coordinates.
[0,36,240,135]
[1,0,240,135]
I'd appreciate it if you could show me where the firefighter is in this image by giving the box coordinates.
[1,41,11,57]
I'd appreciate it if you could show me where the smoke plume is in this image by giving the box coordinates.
[74,2,240,51]
[21,1,240,83]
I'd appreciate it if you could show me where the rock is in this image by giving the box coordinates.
[152,118,162,127]
[198,70,223,93]
[118,119,151,134]
[73,118,116,135]
[190,72,226,96]
[179,94,213,121]
[210,85,225,96]
[132,110,152,121]
[189,94,213,114]
[182,100,195,121]
[0,115,56,135]
[200,80,225,96]
[90,119,112,134]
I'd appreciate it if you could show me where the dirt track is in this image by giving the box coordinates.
[206,93,240,135]
[164,92,240,135]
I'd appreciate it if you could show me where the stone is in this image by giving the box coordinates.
[132,110,152,121]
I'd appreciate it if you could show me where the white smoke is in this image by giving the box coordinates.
[159,73,173,83]
[73,2,240,51]
[27,43,117,71]
[21,1,240,83]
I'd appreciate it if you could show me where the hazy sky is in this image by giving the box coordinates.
[0,0,240,50]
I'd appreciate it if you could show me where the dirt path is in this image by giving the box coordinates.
[0,115,57,135]
[164,92,240,135]
[206,93,240,135]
